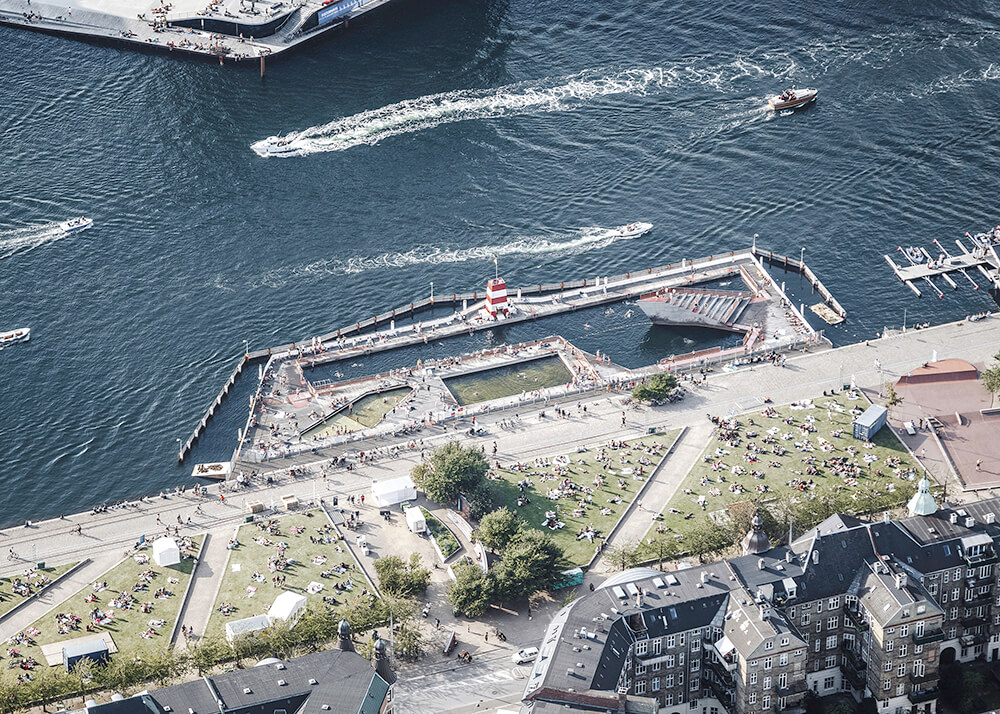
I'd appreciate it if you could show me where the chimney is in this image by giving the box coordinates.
[883,512,890,523]
[702,571,709,584]
[786,550,794,563]
[965,517,975,528]
[759,603,772,621]
[986,513,996,525]
[950,513,958,524]
[895,574,905,590]
[812,550,819,565]
[758,558,765,570]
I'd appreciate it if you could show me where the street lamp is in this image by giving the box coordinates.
[243,339,249,356]
[430,282,434,302]
[800,246,805,267]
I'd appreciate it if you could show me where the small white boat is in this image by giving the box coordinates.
[0,327,30,345]
[255,137,301,157]
[59,216,93,233]
[767,88,818,111]
[614,222,653,238]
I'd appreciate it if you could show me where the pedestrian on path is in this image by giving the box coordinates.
[977,459,983,471]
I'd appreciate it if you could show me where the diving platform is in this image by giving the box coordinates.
[636,287,754,332]
[884,228,1000,298]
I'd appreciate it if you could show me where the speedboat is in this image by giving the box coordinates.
[59,216,93,234]
[254,137,301,157]
[614,222,653,238]
[0,327,30,345]
[767,88,818,111]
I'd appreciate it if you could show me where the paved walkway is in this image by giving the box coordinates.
[174,532,232,648]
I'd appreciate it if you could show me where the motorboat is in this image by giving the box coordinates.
[0,327,30,345]
[59,216,93,233]
[254,137,301,157]
[614,222,653,238]
[767,88,818,111]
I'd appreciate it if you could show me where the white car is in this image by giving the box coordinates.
[512,647,539,664]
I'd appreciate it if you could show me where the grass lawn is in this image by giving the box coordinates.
[309,388,411,437]
[3,536,201,682]
[646,393,918,546]
[0,562,79,620]
[490,431,681,566]
[203,511,365,641]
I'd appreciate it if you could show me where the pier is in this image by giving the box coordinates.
[0,0,399,61]
[884,228,1000,298]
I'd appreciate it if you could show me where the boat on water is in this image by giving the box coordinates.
[255,137,301,157]
[613,222,653,238]
[767,88,818,111]
[0,327,30,346]
[59,216,93,234]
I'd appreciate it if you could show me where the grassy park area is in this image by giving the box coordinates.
[0,563,78,620]
[489,431,680,565]
[203,511,365,641]
[647,393,919,549]
[2,537,201,682]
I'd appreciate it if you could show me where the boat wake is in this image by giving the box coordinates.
[252,68,672,157]
[0,222,69,259]
[242,225,647,288]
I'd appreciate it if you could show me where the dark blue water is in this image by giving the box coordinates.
[2,0,1000,527]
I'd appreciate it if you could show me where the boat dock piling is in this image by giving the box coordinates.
[177,353,250,463]
[884,232,1000,298]
[750,247,847,319]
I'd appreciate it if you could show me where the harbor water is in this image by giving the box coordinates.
[2,0,1000,526]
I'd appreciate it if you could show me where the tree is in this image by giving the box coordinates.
[632,373,678,403]
[982,364,1000,405]
[642,534,681,570]
[411,441,489,505]
[884,384,903,418]
[447,563,494,617]
[492,529,564,601]
[604,540,641,571]
[475,507,522,552]
[191,633,232,675]
[393,620,425,661]
[374,553,431,598]
[684,518,732,560]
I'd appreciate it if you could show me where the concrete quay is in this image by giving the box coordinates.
[3,316,999,656]
[0,0,398,61]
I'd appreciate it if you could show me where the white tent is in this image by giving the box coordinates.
[404,506,427,534]
[152,537,180,567]
[225,614,270,644]
[267,591,307,627]
[371,476,416,507]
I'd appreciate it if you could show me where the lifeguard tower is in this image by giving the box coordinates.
[485,277,508,316]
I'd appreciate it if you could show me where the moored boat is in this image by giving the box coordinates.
[59,216,93,233]
[0,327,30,345]
[767,88,818,111]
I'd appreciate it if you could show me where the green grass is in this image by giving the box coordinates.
[2,537,201,682]
[308,388,411,437]
[203,511,364,641]
[444,355,573,406]
[420,509,459,558]
[490,431,681,566]
[647,394,918,545]
[0,562,78,620]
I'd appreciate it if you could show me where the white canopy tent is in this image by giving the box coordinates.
[371,476,417,507]
[267,591,307,627]
[152,537,180,567]
[225,614,270,644]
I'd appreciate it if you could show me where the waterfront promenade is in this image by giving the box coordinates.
[2,316,998,650]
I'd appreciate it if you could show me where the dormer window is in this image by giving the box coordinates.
[765,641,774,650]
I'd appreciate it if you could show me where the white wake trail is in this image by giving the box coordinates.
[252,68,670,157]
[0,223,66,259]
[246,224,650,288]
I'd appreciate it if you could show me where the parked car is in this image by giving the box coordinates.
[512,647,539,664]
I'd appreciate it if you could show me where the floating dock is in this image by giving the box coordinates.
[884,228,1000,298]
[0,0,399,62]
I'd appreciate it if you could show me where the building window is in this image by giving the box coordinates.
[781,637,789,646]
[637,641,649,656]
[818,601,824,613]
[666,675,675,687]
[789,608,796,619]
[652,677,661,691]
[764,676,772,689]
[691,660,700,671]
[898,663,906,677]
[824,676,835,690]
[828,616,839,629]
[636,680,647,695]
[954,568,962,581]
[802,614,811,626]
[749,693,758,705]
[884,661,893,673]
[780,654,788,666]
[915,644,923,654]
[883,680,892,691]
[952,588,960,601]
[899,624,909,638]
[750,672,758,684]
[899,644,908,657]
[896,683,905,696]
[750,659,758,668]
[764,657,773,670]
[814,640,821,653]
[666,694,675,706]
[913,660,925,677]
[653,639,662,655]
[637,663,647,675]
[778,673,787,688]
[679,653,685,666]
[826,636,838,650]
[680,634,686,647]
[944,572,950,584]
[667,655,675,668]
[763,696,771,710]
[949,627,957,639]
[668,635,676,648]
[950,608,958,621]
[829,597,840,609]
[886,640,893,652]
[825,655,837,669]
[653,661,661,671]
[765,641,774,650]
[881,700,889,709]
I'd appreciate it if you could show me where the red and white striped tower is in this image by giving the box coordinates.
[485,277,508,316]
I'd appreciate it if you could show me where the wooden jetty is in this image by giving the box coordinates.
[885,233,1000,297]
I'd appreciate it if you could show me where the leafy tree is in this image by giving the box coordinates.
[884,384,903,418]
[462,482,497,521]
[632,373,678,403]
[191,633,232,675]
[642,533,681,570]
[0,678,23,714]
[982,364,1000,404]
[393,620,425,661]
[604,540,641,571]
[685,518,732,560]
[492,529,564,601]
[374,553,431,598]
[447,563,494,617]
[475,507,522,552]
[411,441,489,505]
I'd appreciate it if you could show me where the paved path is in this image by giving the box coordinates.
[591,421,715,574]
[174,532,232,647]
